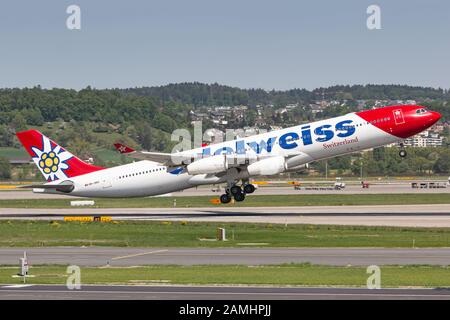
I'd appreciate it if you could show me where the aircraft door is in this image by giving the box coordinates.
[102,179,112,189]
[393,109,405,125]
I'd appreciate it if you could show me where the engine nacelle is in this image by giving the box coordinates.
[285,163,308,172]
[187,155,228,175]
[285,153,314,168]
[247,156,286,176]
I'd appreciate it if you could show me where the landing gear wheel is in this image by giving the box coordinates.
[220,193,232,204]
[233,192,246,202]
[230,185,242,195]
[243,184,256,194]
[399,149,407,158]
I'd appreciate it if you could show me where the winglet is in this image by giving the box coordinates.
[114,143,135,154]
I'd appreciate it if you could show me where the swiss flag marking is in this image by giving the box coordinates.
[393,109,405,125]
[114,143,135,154]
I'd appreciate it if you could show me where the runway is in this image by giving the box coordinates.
[0,284,449,300]
[1,183,450,200]
[2,204,450,227]
[1,247,449,266]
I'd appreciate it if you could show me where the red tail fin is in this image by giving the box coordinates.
[114,143,135,154]
[16,130,104,181]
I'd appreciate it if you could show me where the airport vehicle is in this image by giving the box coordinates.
[411,182,447,189]
[16,105,440,203]
[294,182,345,191]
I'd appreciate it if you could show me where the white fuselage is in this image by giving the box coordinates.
[41,112,399,198]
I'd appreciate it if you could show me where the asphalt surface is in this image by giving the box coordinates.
[1,247,449,266]
[0,284,449,300]
[1,184,450,199]
[2,204,450,227]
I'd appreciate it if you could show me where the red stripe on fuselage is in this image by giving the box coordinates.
[355,105,439,139]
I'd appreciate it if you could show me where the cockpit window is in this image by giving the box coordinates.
[416,108,427,114]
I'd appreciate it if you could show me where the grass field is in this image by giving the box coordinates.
[0,220,449,247]
[0,147,28,159]
[1,193,450,208]
[1,264,449,287]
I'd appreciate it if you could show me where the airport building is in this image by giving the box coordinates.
[403,130,443,147]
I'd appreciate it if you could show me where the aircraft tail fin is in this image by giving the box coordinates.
[16,129,104,181]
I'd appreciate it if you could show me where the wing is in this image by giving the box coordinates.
[113,143,196,166]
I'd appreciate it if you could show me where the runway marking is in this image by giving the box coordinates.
[155,252,450,259]
[111,249,169,261]
[1,285,34,288]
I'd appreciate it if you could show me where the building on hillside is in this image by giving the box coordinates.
[403,130,443,147]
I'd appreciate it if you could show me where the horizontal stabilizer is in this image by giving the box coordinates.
[19,181,74,193]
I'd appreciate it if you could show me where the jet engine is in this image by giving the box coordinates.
[247,156,286,176]
[186,155,228,175]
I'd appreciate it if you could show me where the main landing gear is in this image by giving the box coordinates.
[399,143,407,158]
[219,182,256,204]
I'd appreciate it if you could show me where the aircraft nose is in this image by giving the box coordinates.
[429,111,441,124]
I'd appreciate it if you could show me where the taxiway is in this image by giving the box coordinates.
[1,247,449,266]
[1,204,450,227]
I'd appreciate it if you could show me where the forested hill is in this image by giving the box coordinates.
[0,86,190,130]
[0,83,449,139]
[122,83,449,107]
[0,84,448,127]
[123,83,313,107]
[0,83,450,173]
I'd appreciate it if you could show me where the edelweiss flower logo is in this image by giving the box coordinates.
[38,152,59,174]
[31,136,73,181]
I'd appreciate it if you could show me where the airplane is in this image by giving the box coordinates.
[16,104,441,203]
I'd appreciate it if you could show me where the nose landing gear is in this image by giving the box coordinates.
[399,143,407,158]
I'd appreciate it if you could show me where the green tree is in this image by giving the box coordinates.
[433,151,450,173]
[0,157,11,179]
[136,123,153,150]
[67,138,93,160]
[0,125,15,147]
[11,113,27,131]
[22,108,44,125]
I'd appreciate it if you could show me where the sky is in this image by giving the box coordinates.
[0,0,449,90]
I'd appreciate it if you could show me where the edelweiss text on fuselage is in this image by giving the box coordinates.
[202,119,356,156]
